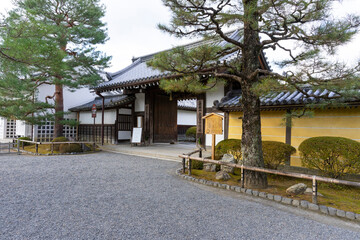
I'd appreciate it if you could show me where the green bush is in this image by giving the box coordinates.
[299,136,360,178]
[215,139,296,169]
[185,126,197,138]
[17,137,32,146]
[59,143,82,153]
[215,139,242,160]
[262,141,296,169]
[191,160,203,170]
[52,137,69,151]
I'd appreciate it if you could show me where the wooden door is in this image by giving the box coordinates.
[154,94,177,143]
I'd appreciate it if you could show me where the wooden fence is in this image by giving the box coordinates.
[16,139,96,155]
[78,124,116,144]
[179,149,360,204]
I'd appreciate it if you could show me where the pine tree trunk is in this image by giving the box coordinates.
[54,84,64,138]
[241,0,268,189]
[241,86,268,189]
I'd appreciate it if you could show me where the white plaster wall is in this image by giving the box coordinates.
[37,85,96,112]
[79,109,117,124]
[135,93,145,112]
[177,110,196,125]
[205,112,225,147]
[118,131,131,140]
[206,82,224,108]
[16,120,26,137]
[119,108,132,114]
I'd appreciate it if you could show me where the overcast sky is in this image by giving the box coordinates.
[1,0,360,73]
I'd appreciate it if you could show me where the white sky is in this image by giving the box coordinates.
[1,0,360,73]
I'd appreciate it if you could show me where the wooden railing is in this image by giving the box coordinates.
[16,139,96,155]
[179,151,360,204]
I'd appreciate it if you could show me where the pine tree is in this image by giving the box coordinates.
[0,0,110,137]
[148,0,360,188]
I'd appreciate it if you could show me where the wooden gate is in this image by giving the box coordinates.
[153,94,177,143]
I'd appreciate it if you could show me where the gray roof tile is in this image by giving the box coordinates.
[215,88,359,109]
[69,95,135,112]
[94,30,267,91]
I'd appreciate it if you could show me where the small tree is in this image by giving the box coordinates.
[148,0,360,188]
[0,0,110,136]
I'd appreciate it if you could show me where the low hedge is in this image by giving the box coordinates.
[214,139,296,169]
[215,139,242,160]
[262,141,296,169]
[185,126,197,139]
[59,143,82,153]
[191,160,203,170]
[299,136,360,178]
[52,137,69,151]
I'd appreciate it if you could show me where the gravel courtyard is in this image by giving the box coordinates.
[0,152,359,239]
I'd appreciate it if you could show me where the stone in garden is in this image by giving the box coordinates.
[305,188,324,197]
[203,163,217,172]
[286,183,307,195]
[215,171,231,180]
[220,154,236,174]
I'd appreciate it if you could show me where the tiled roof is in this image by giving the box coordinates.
[95,30,269,92]
[69,94,135,112]
[215,89,359,110]
[177,99,197,111]
[69,94,197,112]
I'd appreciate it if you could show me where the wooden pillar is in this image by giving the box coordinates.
[196,94,206,148]
[76,112,80,141]
[224,112,229,140]
[145,90,154,145]
[211,134,216,160]
[115,108,119,144]
[285,109,292,165]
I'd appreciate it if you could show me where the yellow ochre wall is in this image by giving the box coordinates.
[228,108,360,167]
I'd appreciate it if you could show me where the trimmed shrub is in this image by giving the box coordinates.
[191,160,203,170]
[262,141,296,169]
[215,139,241,160]
[299,136,360,178]
[52,137,69,151]
[59,143,82,153]
[215,139,296,169]
[185,126,197,139]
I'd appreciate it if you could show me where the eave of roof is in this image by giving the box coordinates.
[69,95,136,112]
[94,30,271,93]
[215,89,360,111]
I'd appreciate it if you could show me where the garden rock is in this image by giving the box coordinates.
[220,154,236,174]
[203,163,217,172]
[215,171,231,180]
[286,183,307,195]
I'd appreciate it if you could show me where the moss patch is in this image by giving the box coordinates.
[22,143,98,155]
[189,169,360,214]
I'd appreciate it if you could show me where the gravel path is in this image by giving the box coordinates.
[0,152,359,239]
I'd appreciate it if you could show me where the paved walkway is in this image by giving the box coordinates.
[100,142,211,162]
[0,152,359,239]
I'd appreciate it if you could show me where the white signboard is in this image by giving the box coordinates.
[131,127,142,144]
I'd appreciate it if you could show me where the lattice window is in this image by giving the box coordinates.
[34,119,77,142]
[5,119,16,139]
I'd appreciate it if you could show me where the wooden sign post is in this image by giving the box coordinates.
[91,104,97,143]
[202,113,223,160]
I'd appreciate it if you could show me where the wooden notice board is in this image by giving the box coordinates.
[131,127,142,144]
[202,113,224,159]
[202,113,223,135]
